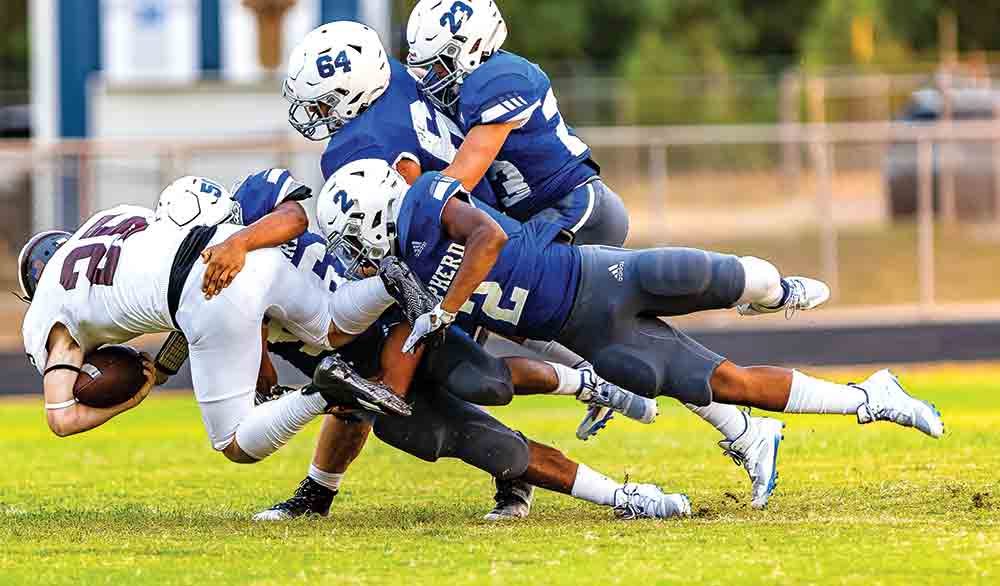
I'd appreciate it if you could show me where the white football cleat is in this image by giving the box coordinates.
[854,369,944,438]
[576,370,658,440]
[613,483,691,519]
[719,416,785,509]
[738,277,831,317]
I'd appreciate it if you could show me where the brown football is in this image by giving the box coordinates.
[73,345,147,408]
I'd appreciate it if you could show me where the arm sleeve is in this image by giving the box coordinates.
[233,169,311,225]
[460,73,541,128]
[396,173,467,259]
[414,174,468,222]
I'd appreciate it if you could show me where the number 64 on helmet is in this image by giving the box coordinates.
[283,21,391,141]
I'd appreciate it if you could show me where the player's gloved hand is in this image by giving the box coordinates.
[402,303,456,354]
[200,238,249,299]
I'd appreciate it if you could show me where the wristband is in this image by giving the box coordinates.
[433,304,457,326]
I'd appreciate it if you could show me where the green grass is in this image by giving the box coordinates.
[1,365,998,585]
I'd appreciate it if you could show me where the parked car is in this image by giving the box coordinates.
[0,104,29,138]
[884,87,999,220]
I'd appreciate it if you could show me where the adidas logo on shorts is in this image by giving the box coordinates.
[608,261,625,282]
[412,241,427,257]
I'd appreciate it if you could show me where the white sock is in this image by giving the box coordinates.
[570,464,620,506]
[521,339,588,368]
[308,464,344,492]
[328,277,396,335]
[784,370,867,415]
[548,362,583,396]
[234,390,328,460]
[736,256,784,307]
[685,402,748,441]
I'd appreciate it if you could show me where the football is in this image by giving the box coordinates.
[73,345,148,408]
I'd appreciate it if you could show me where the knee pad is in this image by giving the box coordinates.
[371,414,447,463]
[637,249,744,307]
[447,360,514,406]
[590,345,662,399]
[454,423,530,480]
[591,322,716,406]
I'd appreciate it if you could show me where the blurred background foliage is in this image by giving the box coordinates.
[395,0,1000,124]
[0,1,29,102]
[4,1,1000,120]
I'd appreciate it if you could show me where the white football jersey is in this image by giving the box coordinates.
[21,205,189,373]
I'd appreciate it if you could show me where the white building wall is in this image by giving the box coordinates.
[88,82,326,215]
[102,0,200,84]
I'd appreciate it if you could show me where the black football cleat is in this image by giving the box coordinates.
[305,354,412,417]
[252,477,336,521]
[484,478,534,521]
[378,256,438,325]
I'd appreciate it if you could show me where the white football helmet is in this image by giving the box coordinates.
[406,0,508,111]
[317,159,408,279]
[284,21,391,141]
[154,176,239,228]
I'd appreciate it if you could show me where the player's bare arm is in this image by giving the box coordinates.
[42,324,154,437]
[441,121,519,192]
[439,195,508,315]
[201,200,309,298]
[400,193,507,353]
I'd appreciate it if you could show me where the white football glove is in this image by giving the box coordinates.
[402,303,456,354]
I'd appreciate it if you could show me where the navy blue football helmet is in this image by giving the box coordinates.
[17,230,71,302]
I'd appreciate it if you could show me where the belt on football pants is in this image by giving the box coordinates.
[167,225,218,329]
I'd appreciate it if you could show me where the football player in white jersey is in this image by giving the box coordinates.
[19,177,430,463]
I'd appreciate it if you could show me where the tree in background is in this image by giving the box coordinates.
[0,1,29,71]
[0,1,29,107]
[618,0,764,124]
[802,0,913,69]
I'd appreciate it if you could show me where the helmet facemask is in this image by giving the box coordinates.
[284,80,349,141]
[409,39,466,113]
[325,205,398,281]
[17,231,71,303]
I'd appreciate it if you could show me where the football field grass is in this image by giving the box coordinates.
[1,364,998,585]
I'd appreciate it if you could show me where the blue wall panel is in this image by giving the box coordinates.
[200,0,222,74]
[321,0,358,23]
[57,0,101,138]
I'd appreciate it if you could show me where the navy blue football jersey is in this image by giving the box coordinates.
[321,58,497,207]
[396,171,580,340]
[453,51,597,220]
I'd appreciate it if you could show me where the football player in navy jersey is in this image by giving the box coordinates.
[283,20,497,206]
[176,167,681,521]
[318,159,946,510]
[405,0,627,247]
[196,20,498,304]
[280,22,658,517]
[401,0,931,511]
